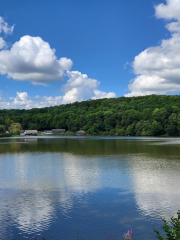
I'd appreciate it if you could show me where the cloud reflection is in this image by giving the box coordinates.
[9,191,54,233]
[130,155,180,219]
[1,145,180,237]
[0,152,103,236]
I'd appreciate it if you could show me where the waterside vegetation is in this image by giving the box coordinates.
[1,95,180,136]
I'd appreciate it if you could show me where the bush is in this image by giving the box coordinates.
[0,133,12,137]
[154,210,180,240]
[11,128,20,136]
[9,122,22,133]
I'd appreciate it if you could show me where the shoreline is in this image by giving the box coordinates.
[1,135,180,140]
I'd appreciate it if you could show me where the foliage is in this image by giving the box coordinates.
[11,128,20,136]
[8,122,21,135]
[154,210,180,240]
[0,133,12,137]
[0,124,5,134]
[9,122,22,134]
[58,131,74,135]
[1,95,180,136]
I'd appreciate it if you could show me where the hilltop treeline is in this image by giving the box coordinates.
[1,95,180,136]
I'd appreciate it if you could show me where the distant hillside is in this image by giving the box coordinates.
[1,95,180,136]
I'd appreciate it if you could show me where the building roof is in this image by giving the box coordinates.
[25,130,38,133]
[52,129,66,132]
[44,130,52,133]
[77,130,85,133]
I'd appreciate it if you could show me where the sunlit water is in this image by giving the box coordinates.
[0,136,180,240]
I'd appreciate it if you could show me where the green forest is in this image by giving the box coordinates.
[1,94,180,136]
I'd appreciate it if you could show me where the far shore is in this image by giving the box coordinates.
[1,135,180,140]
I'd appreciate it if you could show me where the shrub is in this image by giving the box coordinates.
[154,210,180,240]
[9,123,22,133]
[11,128,20,136]
[0,133,12,137]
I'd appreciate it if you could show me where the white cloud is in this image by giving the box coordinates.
[12,92,33,108]
[0,37,6,49]
[0,71,116,109]
[92,89,116,99]
[0,17,13,50]
[155,0,180,20]
[0,17,72,84]
[0,35,73,84]
[60,70,116,103]
[125,0,180,97]
[125,75,180,97]
[61,71,116,104]
[61,71,99,104]
[0,17,116,108]
[166,21,180,33]
[0,16,14,35]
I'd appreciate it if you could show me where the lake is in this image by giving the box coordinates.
[0,136,180,240]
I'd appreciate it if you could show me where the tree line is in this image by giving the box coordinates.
[0,94,180,136]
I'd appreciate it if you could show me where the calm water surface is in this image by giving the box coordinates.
[0,136,180,240]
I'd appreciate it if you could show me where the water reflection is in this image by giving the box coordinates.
[0,137,180,239]
[9,191,53,233]
[129,154,180,219]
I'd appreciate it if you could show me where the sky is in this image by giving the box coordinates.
[0,0,180,109]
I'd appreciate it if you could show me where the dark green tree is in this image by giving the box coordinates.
[151,121,163,136]
[0,125,5,134]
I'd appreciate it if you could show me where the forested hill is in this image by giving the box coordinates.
[1,94,180,136]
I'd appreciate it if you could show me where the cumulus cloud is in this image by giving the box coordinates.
[0,17,72,84]
[0,37,6,49]
[0,92,57,109]
[61,71,116,104]
[92,90,116,99]
[126,75,180,97]
[155,0,180,20]
[0,71,115,109]
[0,17,73,84]
[0,35,72,84]
[125,0,180,97]
[0,16,115,108]
[12,92,34,108]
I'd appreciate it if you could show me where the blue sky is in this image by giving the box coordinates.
[0,0,179,109]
